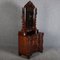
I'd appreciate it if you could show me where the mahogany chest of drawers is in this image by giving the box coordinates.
[18,1,44,58]
[18,31,44,58]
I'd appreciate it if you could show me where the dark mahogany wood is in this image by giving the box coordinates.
[18,31,44,58]
[18,1,44,58]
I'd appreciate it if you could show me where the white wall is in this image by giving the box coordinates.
[0,0,21,54]
[44,0,60,48]
[0,0,60,54]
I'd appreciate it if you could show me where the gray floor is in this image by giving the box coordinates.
[0,48,60,60]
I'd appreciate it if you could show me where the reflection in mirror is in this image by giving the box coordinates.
[26,9,33,30]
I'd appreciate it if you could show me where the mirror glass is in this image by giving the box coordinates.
[26,9,33,30]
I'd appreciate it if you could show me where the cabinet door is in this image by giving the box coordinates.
[31,35,38,52]
[22,36,29,55]
[18,35,30,55]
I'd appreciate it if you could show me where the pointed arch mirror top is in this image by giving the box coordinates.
[24,1,35,9]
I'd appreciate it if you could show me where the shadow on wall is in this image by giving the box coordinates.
[0,1,22,55]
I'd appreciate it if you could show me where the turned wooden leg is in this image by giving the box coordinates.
[38,47,43,53]
[18,51,22,56]
[27,55,30,59]
[38,50,43,53]
[40,50,43,53]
